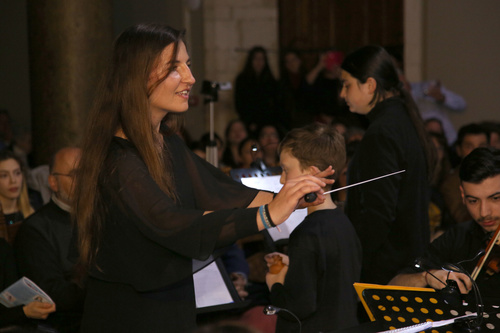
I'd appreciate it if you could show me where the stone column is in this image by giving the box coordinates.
[27,0,112,165]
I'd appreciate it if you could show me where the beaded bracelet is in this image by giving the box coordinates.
[259,205,272,229]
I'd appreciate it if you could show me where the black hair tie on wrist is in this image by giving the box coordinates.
[264,204,276,227]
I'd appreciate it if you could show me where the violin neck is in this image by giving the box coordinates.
[471,224,500,280]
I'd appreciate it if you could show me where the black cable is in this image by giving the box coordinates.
[263,305,302,333]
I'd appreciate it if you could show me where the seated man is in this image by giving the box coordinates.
[389,147,500,299]
[14,147,83,333]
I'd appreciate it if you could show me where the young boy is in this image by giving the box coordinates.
[265,123,362,332]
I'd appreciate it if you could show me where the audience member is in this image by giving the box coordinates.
[304,51,345,124]
[344,126,365,144]
[331,120,347,137]
[237,138,263,170]
[424,117,445,137]
[234,46,280,134]
[305,51,367,128]
[0,110,14,151]
[341,45,436,285]
[334,140,361,207]
[278,50,311,129]
[266,123,361,332]
[0,238,56,330]
[222,119,248,169]
[220,243,250,300]
[190,140,206,160]
[398,73,467,145]
[440,123,489,224]
[26,164,51,205]
[480,120,500,149]
[428,132,454,240]
[257,125,281,169]
[198,132,225,168]
[0,150,35,244]
[389,147,500,299]
[15,147,84,333]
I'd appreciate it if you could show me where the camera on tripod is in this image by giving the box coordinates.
[201,80,232,102]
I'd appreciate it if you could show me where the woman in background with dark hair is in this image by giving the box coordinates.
[222,119,248,168]
[234,46,279,134]
[257,124,281,169]
[74,24,331,333]
[341,45,436,286]
[0,149,35,244]
[277,50,310,129]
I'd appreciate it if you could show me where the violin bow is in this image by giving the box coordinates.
[471,223,500,280]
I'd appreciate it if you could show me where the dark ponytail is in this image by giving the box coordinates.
[341,45,437,181]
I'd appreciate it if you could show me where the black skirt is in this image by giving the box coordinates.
[81,276,197,333]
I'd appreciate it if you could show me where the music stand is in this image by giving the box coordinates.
[354,283,500,332]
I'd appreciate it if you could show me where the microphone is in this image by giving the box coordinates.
[263,305,302,333]
[441,262,483,333]
[413,258,462,306]
[413,254,484,332]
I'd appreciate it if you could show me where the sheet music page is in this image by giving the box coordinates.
[194,261,233,308]
[241,175,306,241]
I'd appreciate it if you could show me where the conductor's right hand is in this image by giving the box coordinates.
[266,167,334,227]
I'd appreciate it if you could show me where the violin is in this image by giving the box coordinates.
[471,224,500,280]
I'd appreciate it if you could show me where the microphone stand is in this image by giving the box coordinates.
[201,80,220,167]
[205,98,218,167]
[442,263,483,332]
[413,258,482,332]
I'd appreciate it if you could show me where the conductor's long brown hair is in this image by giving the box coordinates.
[73,24,185,278]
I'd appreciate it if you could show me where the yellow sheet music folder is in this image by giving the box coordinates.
[354,282,435,322]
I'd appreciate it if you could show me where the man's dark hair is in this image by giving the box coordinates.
[456,123,489,147]
[459,147,500,183]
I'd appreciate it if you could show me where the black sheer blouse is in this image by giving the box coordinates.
[90,135,260,292]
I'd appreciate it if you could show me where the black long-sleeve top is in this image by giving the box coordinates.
[91,135,260,291]
[399,221,500,299]
[345,97,430,285]
[81,135,261,333]
[270,209,362,332]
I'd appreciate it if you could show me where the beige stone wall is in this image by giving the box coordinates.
[404,0,499,133]
[202,0,279,137]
